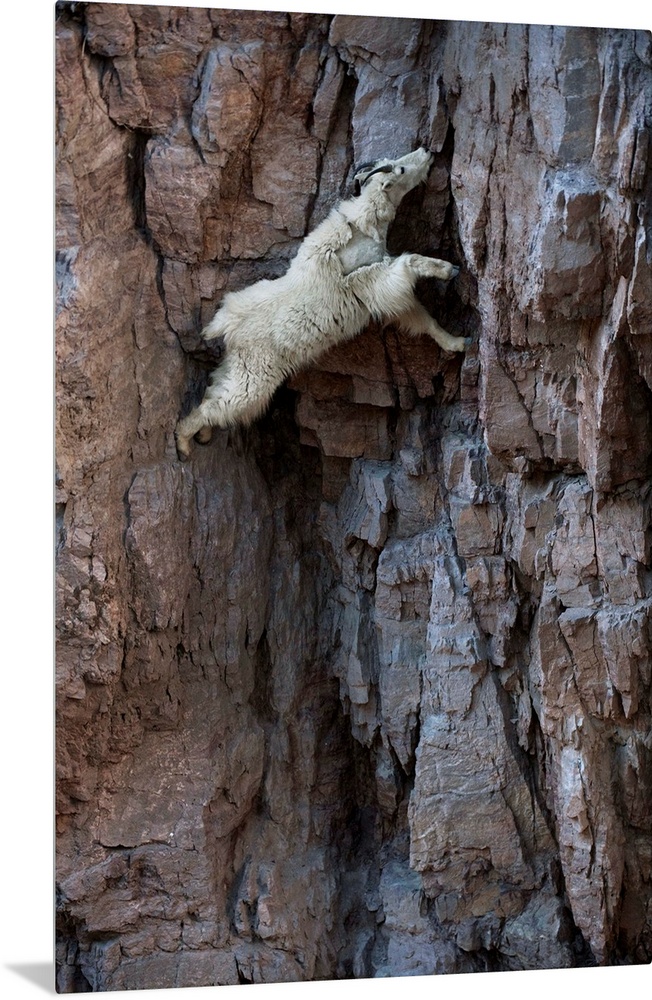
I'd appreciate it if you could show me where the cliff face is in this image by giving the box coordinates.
[55,4,652,991]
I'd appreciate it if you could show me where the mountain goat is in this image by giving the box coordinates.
[175,147,470,460]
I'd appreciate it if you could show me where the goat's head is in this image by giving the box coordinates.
[353,148,434,204]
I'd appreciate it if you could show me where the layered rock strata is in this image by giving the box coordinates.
[56,5,652,990]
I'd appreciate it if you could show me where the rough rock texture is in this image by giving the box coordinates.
[55,4,652,991]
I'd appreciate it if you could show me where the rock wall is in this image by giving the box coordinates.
[55,4,652,991]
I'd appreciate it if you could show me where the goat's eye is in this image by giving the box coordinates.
[399,167,405,174]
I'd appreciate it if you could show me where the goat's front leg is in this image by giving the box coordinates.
[396,298,472,352]
[402,253,460,282]
[346,253,470,352]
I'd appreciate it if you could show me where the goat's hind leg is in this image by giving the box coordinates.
[175,355,280,461]
[175,401,214,461]
[194,425,214,445]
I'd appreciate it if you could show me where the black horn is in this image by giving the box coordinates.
[353,162,393,195]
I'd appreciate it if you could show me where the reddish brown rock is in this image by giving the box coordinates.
[56,5,652,991]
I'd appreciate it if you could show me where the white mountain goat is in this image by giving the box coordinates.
[175,147,470,460]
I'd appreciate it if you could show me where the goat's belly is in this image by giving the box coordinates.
[270,292,368,363]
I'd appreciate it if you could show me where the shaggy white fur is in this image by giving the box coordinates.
[175,147,470,460]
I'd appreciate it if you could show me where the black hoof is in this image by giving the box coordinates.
[463,336,473,347]
[450,265,460,278]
